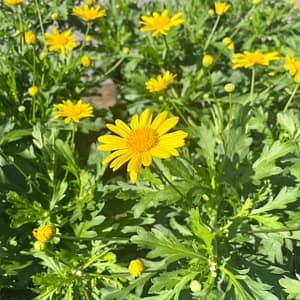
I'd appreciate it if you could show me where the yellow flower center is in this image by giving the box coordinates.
[248,52,264,64]
[127,128,158,152]
[153,16,170,30]
[56,34,68,45]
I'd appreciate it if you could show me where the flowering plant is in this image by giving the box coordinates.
[0,1,300,299]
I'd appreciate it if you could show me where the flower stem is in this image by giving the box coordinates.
[169,89,189,126]
[204,15,220,52]
[207,69,217,102]
[16,7,24,52]
[54,234,127,242]
[34,0,45,36]
[230,7,254,39]
[162,35,169,61]
[283,83,299,112]
[70,122,77,150]
[250,67,256,101]
[152,160,186,200]
[241,226,300,234]
[79,22,91,54]
[104,56,126,77]
[32,48,37,123]
[0,149,42,193]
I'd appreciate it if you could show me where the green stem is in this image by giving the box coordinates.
[79,22,91,53]
[162,35,169,61]
[230,7,255,39]
[54,234,127,242]
[250,67,256,101]
[283,83,299,112]
[204,15,220,51]
[241,226,300,234]
[104,56,126,77]
[207,69,217,102]
[16,7,24,52]
[152,160,186,200]
[169,89,189,126]
[34,0,45,36]
[0,149,42,193]
[70,122,77,150]
[32,48,37,123]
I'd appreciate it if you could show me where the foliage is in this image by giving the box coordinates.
[0,0,300,299]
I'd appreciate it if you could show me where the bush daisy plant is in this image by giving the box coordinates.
[0,0,300,299]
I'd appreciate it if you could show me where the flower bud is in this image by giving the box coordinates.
[128,259,144,276]
[28,85,39,97]
[85,35,92,42]
[81,55,91,67]
[18,105,26,112]
[34,241,46,251]
[51,12,58,21]
[24,31,36,44]
[224,83,235,93]
[190,280,202,293]
[202,54,213,68]
[222,37,234,50]
[208,9,215,16]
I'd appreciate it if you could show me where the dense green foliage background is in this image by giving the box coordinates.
[0,0,300,299]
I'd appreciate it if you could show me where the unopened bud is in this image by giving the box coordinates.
[224,83,235,93]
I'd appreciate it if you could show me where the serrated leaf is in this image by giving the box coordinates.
[189,208,214,254]
[5,191,46,228]
[252,187,300,214]
[226,127,252,161]
[252,141,295,182]
[131,225,205,263]
[279,275,300,300]
[196,124,216,170]
[72,215,106,238]
[55,139,79,179]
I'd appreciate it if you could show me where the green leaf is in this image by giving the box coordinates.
[5,191,46,228]
[55,139,79,179]
[1,128,32,145]
[279,274,300,299]
[196,124,216,170]
[131,225,205,263]
[101,273,153,300]
[252,187,300,214]
[226,127,252,161]
[146,271,197,300]
[252,141,295,182]
[189,208,214,254]
[72,215,106,238]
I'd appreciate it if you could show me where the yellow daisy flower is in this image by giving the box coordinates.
[140,9,184,36]
[145,71,176,92]
[45,27,76,55]
[53,99,94,124]
[97,109,188,183]
[284,55,300,82]
[32,225,54,242]
[214,2,230,15]
[128,259,144,276]
[72,4,106,22]
[232,50,280,69]
[4,0,23,5]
